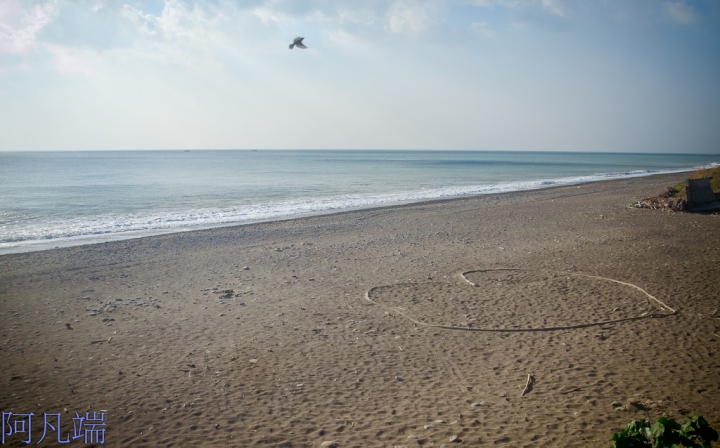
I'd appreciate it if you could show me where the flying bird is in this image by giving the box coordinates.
[289,37,307,50]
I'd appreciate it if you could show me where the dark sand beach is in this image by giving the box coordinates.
[1,173,719,447]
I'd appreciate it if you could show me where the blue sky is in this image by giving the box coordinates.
[1,0,719,152]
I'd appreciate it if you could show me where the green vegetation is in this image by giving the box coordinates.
[611,415,718,448]
[670,166,720,198]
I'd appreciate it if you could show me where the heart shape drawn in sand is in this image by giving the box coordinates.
[365,269,676,332]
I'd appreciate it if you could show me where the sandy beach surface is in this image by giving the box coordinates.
[1,173,719,447]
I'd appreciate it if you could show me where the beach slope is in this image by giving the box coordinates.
[1,173,719,447]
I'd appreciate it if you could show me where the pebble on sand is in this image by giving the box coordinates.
[320,441,338,448]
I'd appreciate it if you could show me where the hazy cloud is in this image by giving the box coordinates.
[540,0,565,18]
[0,0,718,152]
[387,2,434,35]
[44,42,94,76]
[664,1,697,24]
[471,21,495,38]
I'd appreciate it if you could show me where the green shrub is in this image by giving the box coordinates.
[611,415,718,448]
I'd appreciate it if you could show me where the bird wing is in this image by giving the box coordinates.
[295,42,307,49]
[293,37,304,44]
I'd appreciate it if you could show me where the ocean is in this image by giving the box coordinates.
[1,150,717,254]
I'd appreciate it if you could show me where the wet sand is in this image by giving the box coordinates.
[1,173,719,447]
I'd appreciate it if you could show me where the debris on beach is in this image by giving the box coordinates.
[520,374,535,397]
[631,187,687,211]
[631,166,720,212]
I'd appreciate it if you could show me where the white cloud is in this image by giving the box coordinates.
[0,0,56,55]
[0,0,92,77]
[120,4,160,36]
[387,2,433,35]
[664,1,696,25]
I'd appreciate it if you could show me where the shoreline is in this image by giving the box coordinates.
[1,172,719,447]
[0,170,700,256]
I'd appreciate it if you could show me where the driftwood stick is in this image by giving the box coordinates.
[520,374,534,397]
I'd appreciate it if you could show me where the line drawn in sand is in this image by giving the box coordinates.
[364,268,677,333]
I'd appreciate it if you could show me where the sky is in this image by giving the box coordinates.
[0,0,719,153]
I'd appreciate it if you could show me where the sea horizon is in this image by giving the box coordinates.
[2,149,718,255]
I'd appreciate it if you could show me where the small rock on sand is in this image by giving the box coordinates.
[320,442,338,448]
[249,359,258,364]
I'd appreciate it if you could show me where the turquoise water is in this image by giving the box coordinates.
[0,150,717,254]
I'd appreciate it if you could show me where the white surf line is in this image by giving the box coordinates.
[364,269,677,333]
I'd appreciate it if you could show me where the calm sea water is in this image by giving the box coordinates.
[1,150,717,254]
